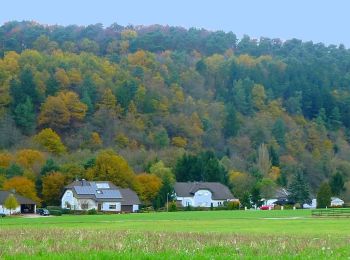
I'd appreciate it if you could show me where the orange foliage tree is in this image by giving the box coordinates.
[42,172,66,206]
[134,173,162,205]
[3,176,41,204]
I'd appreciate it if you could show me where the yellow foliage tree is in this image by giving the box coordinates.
[86,150,135,188]
[91,132,103,149]
[3,176,41,204]
[38,95,70,129]
[134,173,162,205]
[34,128,67,155]
[268,166,281,181]
[42,172,66,205]
[0,153,13,168]
[38,91,87,130]
[171,136,187,148]
[55,68,70,88]
[16,149,45,172]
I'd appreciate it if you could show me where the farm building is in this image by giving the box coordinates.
[174,182,236,207]
[0,190,37,215]
[331,197,344,207]
[61,180,140,213]
[262,187,290,207]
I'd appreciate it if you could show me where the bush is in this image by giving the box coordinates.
[61,208,72,214]
[185,205,193,211]
[226,201,240,210]
[88,208,97,215]
[49,209,62,216]
[169,201,177,212]
[274,205,281,210]
[47,206,62,211]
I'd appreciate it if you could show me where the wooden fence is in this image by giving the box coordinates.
[312,208,350,217]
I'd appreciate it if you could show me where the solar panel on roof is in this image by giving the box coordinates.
[95,189,122,199]
[96,183,110,189]
[74,186,95,195]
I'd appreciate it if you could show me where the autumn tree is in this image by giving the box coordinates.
[38,91,87,131]
[134,173,162,205]
[86,150,135,188]
[42,172,65,206]
[16,149,45,173]
[3,176,40,203]
[34,128,67,155]
[4,194,18,215]
[257,143,271,177]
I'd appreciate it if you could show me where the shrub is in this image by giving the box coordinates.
[88,208,97,215]
[49,209,62,216]
[185,205,193,211]
[226,201,240,210]
[169,201,177,212]
[61,208,72,214]
[47,206,62,210]
[274,205,281,210]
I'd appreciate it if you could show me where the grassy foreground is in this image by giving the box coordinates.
[0,210,349,259]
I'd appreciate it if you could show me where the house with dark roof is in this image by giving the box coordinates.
[262,187,290,207]
[61,180,140,213]
[0,190,37,215]
[174,182,236,208]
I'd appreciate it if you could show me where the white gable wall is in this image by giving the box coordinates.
[61,190,79,209]
[0,204,21,215]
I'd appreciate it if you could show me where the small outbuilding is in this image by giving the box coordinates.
[0,190,37,215]
[331,197,344,207]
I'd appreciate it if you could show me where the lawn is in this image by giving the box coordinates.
[0,210,349,259]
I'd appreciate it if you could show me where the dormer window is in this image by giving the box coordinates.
[96,190,102,194]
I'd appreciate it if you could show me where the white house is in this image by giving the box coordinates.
[331,197,344,207]
[0,190,37,215]
[174,182,236,208]
[61,180,140,213]
[262,187,290,207]
[303,199,317,209]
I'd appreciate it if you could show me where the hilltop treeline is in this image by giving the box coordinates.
[0,21,349,207]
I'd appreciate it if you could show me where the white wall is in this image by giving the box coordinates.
[193,190,213,207]
[132,204,139,212]
[101,202,121,212]
[0,204,21,215]
[177,196,194,207]
[211,200,226,207]
[61,190,79,209]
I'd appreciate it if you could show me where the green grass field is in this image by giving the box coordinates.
[0,210,349,259]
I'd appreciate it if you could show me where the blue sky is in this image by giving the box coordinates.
[1,0,349,46]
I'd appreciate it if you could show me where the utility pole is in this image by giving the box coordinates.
[166,193,169,212]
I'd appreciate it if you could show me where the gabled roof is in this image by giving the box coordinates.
[0,190,36,205]
[274,188,289,199]
[174,182,235,200]
[64,180,122,201]
[119,188,141,205]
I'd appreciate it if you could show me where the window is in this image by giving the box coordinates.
[96,190,103,194]
[81,202,89,210]
[109,204,116,210]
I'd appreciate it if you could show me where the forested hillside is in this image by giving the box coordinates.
[0,21,349,207]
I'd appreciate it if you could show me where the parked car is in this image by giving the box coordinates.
[36,208,50,216]
[260,205,273,210]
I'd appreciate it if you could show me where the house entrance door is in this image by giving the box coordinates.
[98,204,102,211]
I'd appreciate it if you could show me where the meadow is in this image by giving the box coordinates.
[0,210,349,259]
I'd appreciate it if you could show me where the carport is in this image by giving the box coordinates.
[0,190,37,215]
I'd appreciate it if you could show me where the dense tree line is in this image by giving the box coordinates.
[0,21,349,207]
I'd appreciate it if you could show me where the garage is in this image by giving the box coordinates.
[0,190,37,215]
